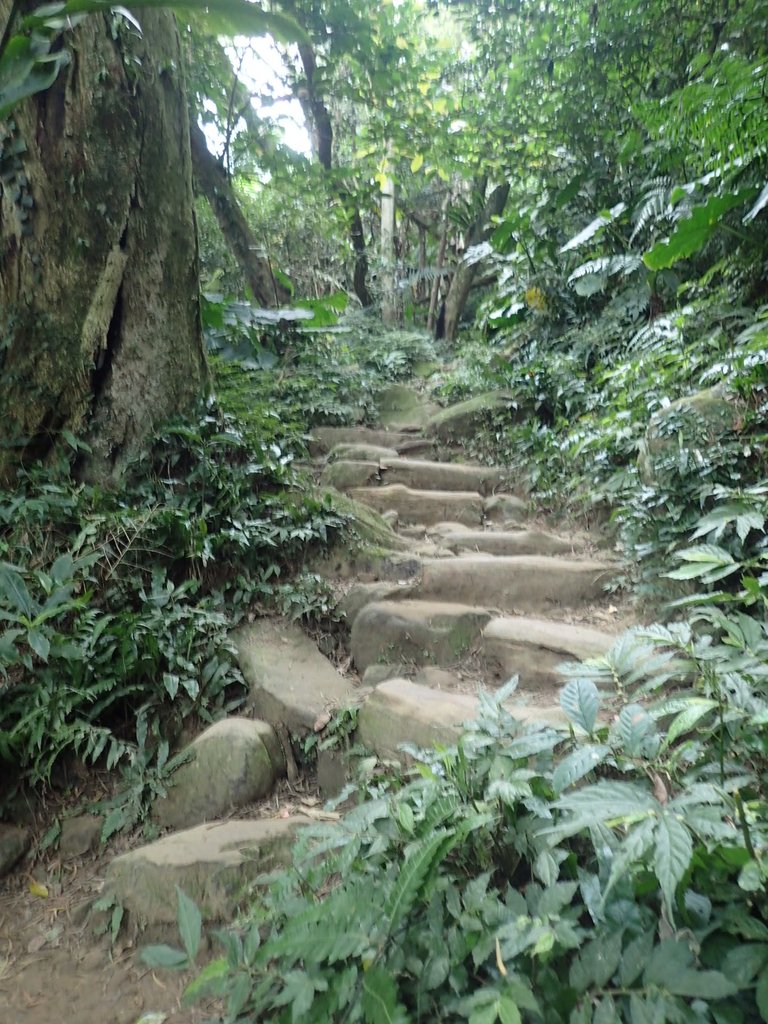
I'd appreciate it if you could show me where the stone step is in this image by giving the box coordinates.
[349,484,485,526]
[424,390,518,443]
[350,600,492,671]
[357,678,567,761]
[379,457,506,495]
[233,619,357,732]
[328,443,400,461]
[320,459,380,490]
[416,555,613,613]
[105,818,302,929]
[377,384,441,431]
[481,616,615,694]
[427,525,574,557]
[308,426,433,458]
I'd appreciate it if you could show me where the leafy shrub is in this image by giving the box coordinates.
[0,404,347,811]
[159,617,768,1022]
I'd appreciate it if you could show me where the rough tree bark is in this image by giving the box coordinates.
[189,120,289,305]
[0,8,208,484]
[443,182,510,343]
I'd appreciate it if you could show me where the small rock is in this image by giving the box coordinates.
[60,814,103,859]
[0,823,30,877]
[153,718,284,831]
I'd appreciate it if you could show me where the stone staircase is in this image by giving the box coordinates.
[83,391,625,936]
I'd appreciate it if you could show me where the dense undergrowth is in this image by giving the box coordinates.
[0,402,346,828]
[0,311,440,829]
[154,615,768,1022]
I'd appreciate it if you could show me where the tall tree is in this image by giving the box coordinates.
[0,6,207,483]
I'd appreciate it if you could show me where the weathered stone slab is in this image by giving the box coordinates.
[379,457,506,495]
[153,718,283,831]
[336,580,415,627]
[0,824,29,877]
[428,527,572,557]
[416,556,613,612]
[357,679,566,760]
[320,460,380,491]
[318,490,409,551]
[328,443,399,462]
[348,484,484,526]
[351,600,492,671]
[481,616,615,693]
[425,391,518,442]
[234,620,357,732]
[377,384,441,431]
[309,427,420,457]
[105,818,301,926]
[483,493,527,524]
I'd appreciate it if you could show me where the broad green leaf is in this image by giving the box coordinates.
[140,943,189,969]
[26,628,50,662]
[618,704,654,755]
[0,563,35,619]
[410,153,424,173]
[756,963,768,1021]
[361,966,408,1024]
[569,932,622,991]
[644,190,755,270]
[560,203,626,253]
[560,679,600,733]
[0,40,70,120]
[653,814,693,918]
[175,887,202,963]
[619,929,654,986]
[662,699,717,747]
[552,745,611,793]
[605,818,656,899]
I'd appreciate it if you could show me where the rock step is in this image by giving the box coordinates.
[309,426,434,458]
[424,390,518,443]
[378,457,506,495]
[234,619,357,732]
[427,525,574,557]
[357,678,567,761]
[328,443,399,461]
[351,600,492,672]
[348,484,525,527]
[322,457,508,496]
[105,818,302,928]
[481,616,615,693]
[417,555,613,613]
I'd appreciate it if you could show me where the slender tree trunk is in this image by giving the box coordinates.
[380,144,398,325]
[443,183,509,343]
[428,194,450,333]
[189,121,289,306]
[294,41,371,306]
[0,8,208,484]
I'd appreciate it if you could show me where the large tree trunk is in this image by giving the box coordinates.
[443,183,510,343]
[0,8,207,484]
[189,120,289,306]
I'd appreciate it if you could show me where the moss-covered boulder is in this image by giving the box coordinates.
[425,390,519,442]
[376,384,440,430]
[321,488,410,551]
